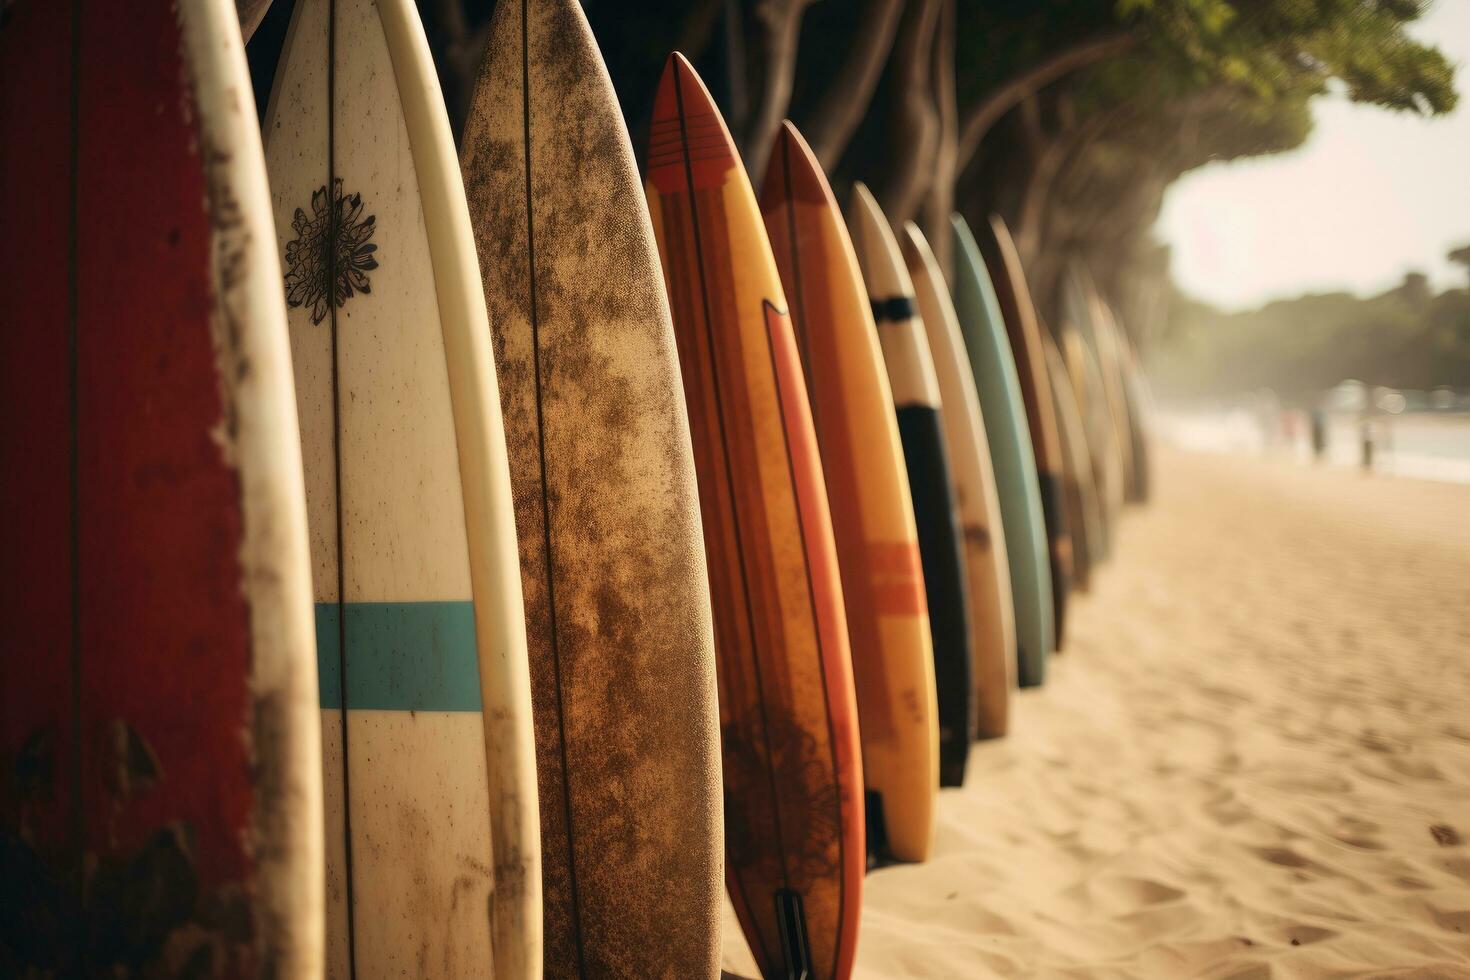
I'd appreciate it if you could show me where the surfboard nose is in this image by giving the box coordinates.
[759,120,831,211]
[647,52,737,193]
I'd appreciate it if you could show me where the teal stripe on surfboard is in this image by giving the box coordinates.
[315,601,483,711]
[950,215,1054,687]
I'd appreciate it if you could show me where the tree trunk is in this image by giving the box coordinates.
[423,0,492,141]
[954,31,1135,175]
[920,0,958,279]
[740,0,817,185]
[800,0,904,170]
[723,0,752,137]
[877,0,942,226]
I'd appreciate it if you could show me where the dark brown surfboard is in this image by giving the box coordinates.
[978,215,1072,647]
[460,4,724,977]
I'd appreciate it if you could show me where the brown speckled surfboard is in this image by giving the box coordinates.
[460,3,724,977]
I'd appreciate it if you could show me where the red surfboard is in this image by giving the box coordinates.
[0,1,323,974]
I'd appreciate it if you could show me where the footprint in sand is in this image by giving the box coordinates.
[1254,846,1335,878]
[1428,907,1470,934]
[1279,924,1338,947]
[1440,858,1470,888]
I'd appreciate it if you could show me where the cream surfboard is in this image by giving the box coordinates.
[849,184,974,785]
[264,0,540,974]
[902,223,1016,739]
[1060,274,1125,538]
[1044,333,1105,588]
[460,2,724,975]
[1092,298,1143,503]
[1067,266,1134,492]
[1063,320,1125,543]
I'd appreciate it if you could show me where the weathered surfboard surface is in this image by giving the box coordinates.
[1044,334,1103,591]
[949,215,1054,687]
[901,223,1017,739]
[0,0,324,974]
[849,185,975,783]
[978,216,1072,648]
[647,55,865,980]
[760,123,939,863]
[265,0,540,974]
[460,3,724,976]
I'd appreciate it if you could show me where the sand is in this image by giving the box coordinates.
[722,447,1470,978]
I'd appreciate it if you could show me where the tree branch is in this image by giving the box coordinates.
[876,0,942,225]
[741,0,818,183]
[800,0,905,170]
[919,0,958,277]
[955,31,1136,173]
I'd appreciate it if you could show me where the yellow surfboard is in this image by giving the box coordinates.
[761,122,939,863]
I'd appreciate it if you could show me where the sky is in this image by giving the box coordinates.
[1155,0,1470,312]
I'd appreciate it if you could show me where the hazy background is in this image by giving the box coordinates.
[1159,1,1470,310]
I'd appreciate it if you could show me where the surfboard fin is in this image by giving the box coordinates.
[774,887,813,980]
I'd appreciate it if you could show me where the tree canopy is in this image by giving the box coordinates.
[243,0,1461,366]
[1150,274,1470,401]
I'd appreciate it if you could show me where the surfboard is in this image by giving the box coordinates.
[1065,267,1136,508]
[901,223,1017,739]
[977,216,1071,648]
[1043,333,1104,591]
[1092,299,1143,504]
[760,122,939,863]
[1062,320,1125,546]
[848,185,974,783]
[646,55,864,980]
[1058,274,1125,543]
[460,4,724,976]
[264,0,540,973]
[949,215,1053,687]
[0,0,323,973]
[1119,339,1153,505]
[1059,327,1106,558]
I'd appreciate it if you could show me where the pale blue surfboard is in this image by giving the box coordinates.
[950,215,1053,686]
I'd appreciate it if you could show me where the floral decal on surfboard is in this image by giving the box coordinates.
[283,179,379,324]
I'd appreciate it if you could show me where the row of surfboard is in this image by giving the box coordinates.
[0,0,1149,977]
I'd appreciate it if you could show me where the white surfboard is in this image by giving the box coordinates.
[263,0,540,975]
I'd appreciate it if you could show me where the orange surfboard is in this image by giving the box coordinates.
[647,56,864,980]
[760,122,939,863]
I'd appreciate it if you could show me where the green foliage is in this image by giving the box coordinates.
[959,0,1458,335]
[1149,278,1470,400]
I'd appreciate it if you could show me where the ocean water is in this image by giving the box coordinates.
[1155,407,1470,485]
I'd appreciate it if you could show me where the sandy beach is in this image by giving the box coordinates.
[723,447,1470,978]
